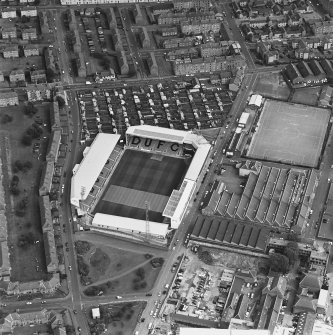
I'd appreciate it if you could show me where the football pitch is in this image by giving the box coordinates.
[93,149,189,222]
[246,100,330,168]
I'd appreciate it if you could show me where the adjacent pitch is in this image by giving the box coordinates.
[246,100,330,167]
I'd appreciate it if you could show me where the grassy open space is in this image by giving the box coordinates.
[253,72,290,100]
[87,302,146,335]
[83,258,163,296]
[0,103,51,282]
[75,240,152,286]
[291,86,321,106]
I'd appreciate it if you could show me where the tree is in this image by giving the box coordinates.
[10,187,20,196]
[23,102,38,117]
[269,252,290,274]
[1,114,13,124]
[99,57,111,70]
[56,96,66,108]
[26,123,43,139]
[140,281,147,289]
[22,160,33,172]
[21,133,32,146]
[13,160,32,173]
[21,15,30,24]
[198,246,214,265]
[284,241,299,267]
[286,232,299,242]
[10,175,20,196]
[135,267,145,280]
[46,68,56,82]
[65,325,75,334]
[17,232,34,248]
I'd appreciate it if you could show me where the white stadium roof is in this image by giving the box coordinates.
[163,179,195,219]
[167,179,196,229]
[71,133,120,207]
[185,144,211,181]
[92,213,169,237]
[126,125,209,146]
[127,125,186,143]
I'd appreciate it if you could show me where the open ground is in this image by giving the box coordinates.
[291,86,321,106]
[94,149,189,222]
[246,99,330,168]
[0,103,51,282]
[253,72,290,100]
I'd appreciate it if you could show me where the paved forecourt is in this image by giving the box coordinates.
[246,99,330,168]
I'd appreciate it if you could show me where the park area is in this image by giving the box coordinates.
[75,240,164,294]
[0,102,52,282]
[253,71,290,100]
[83,256,164,296]
[87,302,146,335]
[246,99,330,168]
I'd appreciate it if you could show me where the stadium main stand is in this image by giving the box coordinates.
[190,216,269,253]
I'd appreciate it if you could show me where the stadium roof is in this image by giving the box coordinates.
[127,125,187,143]
[126,125,209,147]
[185,144,211,181]
[71,133,120,206]
[163,179,196,228]
[92,213,169,237]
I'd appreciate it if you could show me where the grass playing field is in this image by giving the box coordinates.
[246,100,330,168]
[93,149,189,222]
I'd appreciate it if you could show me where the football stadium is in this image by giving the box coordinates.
[71,125,212,243]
